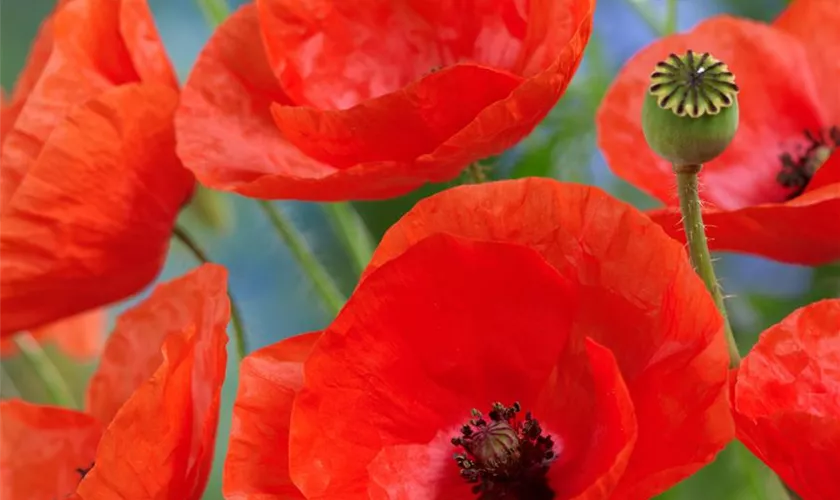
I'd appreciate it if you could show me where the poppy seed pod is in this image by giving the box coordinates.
[641,51,740,166]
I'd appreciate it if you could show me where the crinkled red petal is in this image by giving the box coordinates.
[0,400,102,500]
[735,299,840,500]
[76,265,229,500]
[223,332,319,499]
[0,84,194,336]
[365,179,732,498]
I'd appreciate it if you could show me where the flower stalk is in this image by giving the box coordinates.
[322,202,376,276]
[13,333,77,407]
[641,50,742,367]
[673,164,741,367]
[256,201,346,316]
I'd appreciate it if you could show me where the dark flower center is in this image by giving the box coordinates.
[648,50,739,118]
[777,126,838,198]
[451,402,556,499]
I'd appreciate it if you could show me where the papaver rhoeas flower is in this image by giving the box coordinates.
[224,179,733,499]
[733,299,840,500]
[596,0,840,265]
[0,309,104,359]
[0,264,229,500]
[175,0,595,201]
[0,0,195,336]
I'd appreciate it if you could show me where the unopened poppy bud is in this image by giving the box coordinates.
[641,50,740,166]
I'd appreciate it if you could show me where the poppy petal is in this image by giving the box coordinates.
[75,264,230,500]
[647,181,840,266]
[87,264,229,424]
[365,178,732,498]
[257,0,531,109]
[0,400,102,500]
[0,0,176,208]
[734,299,840,500]
[390,0,595,185]
[361,337,638,500]
[266,0,594,176]
[549,339,637,500]
[596,16,824,209]
[178,1,593,202]
[0,83,194,336]
[223,332,320,499]
[290,234,597,498]
[269,65,524,168]
[176,5,417,201]
[775,0,840,124]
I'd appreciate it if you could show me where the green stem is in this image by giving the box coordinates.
[322,203,376,276]
[624,0,666,36]
[196,0,230,26]
[673,164,741,367]
[172,225,248,360]
[466,163,488,184]
[13,333,77,407]
[664,0,678,34]
[0,362,22,398]
[257,201,346,316]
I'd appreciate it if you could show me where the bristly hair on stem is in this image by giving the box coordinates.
[672,163,741,367]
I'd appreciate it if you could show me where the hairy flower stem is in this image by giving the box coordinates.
[172,225,248,360]
[256,201,346,316]
[13,333,77,407]
[322,203,376,276]
[673,164,741,367]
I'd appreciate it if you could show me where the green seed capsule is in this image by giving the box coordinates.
[641,50,740,166]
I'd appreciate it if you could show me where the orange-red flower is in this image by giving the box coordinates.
[0,264,229,500]
[0,0,194,337]
[0,309,105,359]
[224,179,733,499]
[733,299,840,500]
[597,0,840,265]
[175,0,595,201]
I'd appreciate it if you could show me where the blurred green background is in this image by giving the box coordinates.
[1,0,836,499]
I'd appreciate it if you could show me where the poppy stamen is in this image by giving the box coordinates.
[648,51,739,118]
[777,126,838,198]
[451,402,556,499]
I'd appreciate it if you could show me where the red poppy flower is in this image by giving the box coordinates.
[0,264,229,500]
[224,179,733,499]
[596,0,840,265]
[0,0,194,337]
[0,309,105,359]
[175,0,595,201]
[733,299,840,500]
